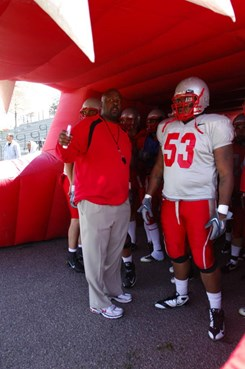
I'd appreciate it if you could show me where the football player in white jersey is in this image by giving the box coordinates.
[139,77,234,341]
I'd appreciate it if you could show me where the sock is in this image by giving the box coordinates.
[225,232,232,242]
[144,222,151,243]
[147,223,162,251]
[206,291,222,310]
[122,255,133,263]
[175,278,188,296]
[78,244,82,249]
[231,244,242,260]
[128,220,136,244]
[68,248,77,253]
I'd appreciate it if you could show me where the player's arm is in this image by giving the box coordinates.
[214,144,234,219]
[146,148,164,196]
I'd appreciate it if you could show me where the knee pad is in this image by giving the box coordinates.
[170,255,189,264]
[199,261,218,274]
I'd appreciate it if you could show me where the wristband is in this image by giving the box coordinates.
[217,204,229,215]
[145,194,152,199]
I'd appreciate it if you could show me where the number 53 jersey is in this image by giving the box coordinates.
[157,114,234,201]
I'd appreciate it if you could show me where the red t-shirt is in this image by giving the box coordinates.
[56,115,131,205]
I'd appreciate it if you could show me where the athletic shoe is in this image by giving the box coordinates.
[238,307,245,317]
[122,262,136,288]
[221,241,231,254]
[169,265,174,273]
[208,308,225,341]
[90,304,123,319]
[67,257,85,273]
[140,253,164,262]
[221,260,238,273]
[155,292,189,309]
[111,293,132,303]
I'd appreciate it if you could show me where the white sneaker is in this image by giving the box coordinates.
[111,293,132,303]
[90,304,124,319]
[140,253,164,262]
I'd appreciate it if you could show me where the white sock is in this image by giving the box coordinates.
[122,255,132,263]
[147,223,161,251]
[68,248,77,253]
[231,244,242,259]
[128,221,136,244]
[78,244,83,249]
[151,250,164,260]
[175,278,188,296]
[206,291,222,310]
[144,222,151,243]
[225,232,232,242]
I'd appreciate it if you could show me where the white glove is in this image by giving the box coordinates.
[205,210,232,240]
[137,195,153,224]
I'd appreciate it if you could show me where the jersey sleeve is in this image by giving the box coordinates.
[208,114,234,150]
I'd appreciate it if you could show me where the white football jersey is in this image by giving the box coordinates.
[157,114,234,200]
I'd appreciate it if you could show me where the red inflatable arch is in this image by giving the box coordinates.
[0,0,244,247]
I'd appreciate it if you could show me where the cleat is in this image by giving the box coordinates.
[221,260,238,273]
[90,304,123,319]
[169,265,174,273]
[155,292,189,309]
[140,253,164,263]
[208,308,225,341]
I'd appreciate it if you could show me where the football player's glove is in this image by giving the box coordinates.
[137,195,153,224]
[205,210,232,240]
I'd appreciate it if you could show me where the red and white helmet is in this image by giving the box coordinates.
[120,107,140,133]
[146,109,165,133]
[172,77,209,121]
[80,97,101,118]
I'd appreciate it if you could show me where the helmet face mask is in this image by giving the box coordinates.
[172,77,209,121]
[146,109,165,133]
[120,108,140,135]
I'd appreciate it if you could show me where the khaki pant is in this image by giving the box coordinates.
[77,199,130,309]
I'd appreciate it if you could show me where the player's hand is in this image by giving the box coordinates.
[58,130,72,147]
[205,210,232,240]
[137,195,153,224]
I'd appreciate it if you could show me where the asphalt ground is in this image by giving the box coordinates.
[0,226,244,369]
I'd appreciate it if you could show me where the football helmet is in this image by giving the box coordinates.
[172,77,209,121]
[120,107,140,133]
[146,109,165,133]
[80,97,101,118]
